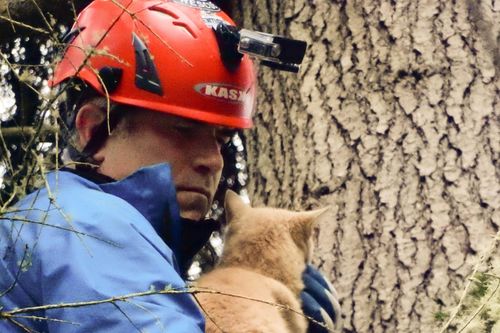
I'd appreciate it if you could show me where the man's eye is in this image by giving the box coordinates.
[173,125,195,134]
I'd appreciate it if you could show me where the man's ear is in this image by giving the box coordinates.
[75,103,106,149]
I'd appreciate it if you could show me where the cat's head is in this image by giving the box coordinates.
[220,190,331,290]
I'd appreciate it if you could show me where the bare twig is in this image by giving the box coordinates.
[0,216,121,246]
[0,126,57,140]
[439,231,500,332]
[5,0,15,32]
[192,287,335,332]
[1,287,191,316]
[7,317,37,333]
[0,286,336,333]
[457,277,500,333]
[0,244,29,297]
[0,14,49,35]
[110,303,142,333]
[0,51,44,98]
[27,0,55,36]
[6,314,78,326]
[191,290,227,333]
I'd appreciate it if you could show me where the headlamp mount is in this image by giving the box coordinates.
[214,23,307,73]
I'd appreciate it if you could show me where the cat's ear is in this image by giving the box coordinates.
[310,206,332,225]
[292,207,332,242]
[224,190,249,223]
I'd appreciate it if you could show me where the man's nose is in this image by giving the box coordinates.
[192,138,224,174]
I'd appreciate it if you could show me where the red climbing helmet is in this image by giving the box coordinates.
[51,0,256,128]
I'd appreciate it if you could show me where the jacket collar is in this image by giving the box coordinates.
[98,163,180,242]
[63,164,219,275]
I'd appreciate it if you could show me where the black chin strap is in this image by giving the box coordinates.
[165,217,221,278]
[81,112,123,159]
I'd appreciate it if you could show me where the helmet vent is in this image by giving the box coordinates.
[173,21,196,39]
[149,5,197,39]
[132,33,163,96]
[149,5,180,20]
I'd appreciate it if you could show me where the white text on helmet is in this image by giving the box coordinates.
[195,83,249,104]
[172,0,220,11]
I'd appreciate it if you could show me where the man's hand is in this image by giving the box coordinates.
[301,265,341,332]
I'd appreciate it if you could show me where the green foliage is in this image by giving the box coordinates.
[438,235,500,333]
[470,273,491,299]
[435,310,450,323]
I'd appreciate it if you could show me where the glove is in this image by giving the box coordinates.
[301,265,341,332]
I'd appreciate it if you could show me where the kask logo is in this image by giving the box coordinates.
[195,83,249,104]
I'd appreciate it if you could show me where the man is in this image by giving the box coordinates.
[0,0,339,332]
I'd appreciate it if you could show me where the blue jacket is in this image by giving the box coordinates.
[0,164,205,332]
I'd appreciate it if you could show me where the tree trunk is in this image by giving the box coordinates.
[235,1,499,332]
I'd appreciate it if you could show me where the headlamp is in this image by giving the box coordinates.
[215,23,307,73]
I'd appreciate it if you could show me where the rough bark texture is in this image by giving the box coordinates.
[235,1,499,332]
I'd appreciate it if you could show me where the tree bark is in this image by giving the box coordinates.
[236,0,499,332]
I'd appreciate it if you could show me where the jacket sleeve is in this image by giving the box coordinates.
[7,190,205,333]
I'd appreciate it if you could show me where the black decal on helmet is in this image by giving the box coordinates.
[132,33,163,96]
[61,27,85,44]
[98,66,123,93]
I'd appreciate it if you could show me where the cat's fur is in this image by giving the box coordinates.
[195,190,329,333]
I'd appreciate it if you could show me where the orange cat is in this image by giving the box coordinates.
[195,190,330,333]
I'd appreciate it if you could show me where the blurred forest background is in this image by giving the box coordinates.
[1,0,499,332]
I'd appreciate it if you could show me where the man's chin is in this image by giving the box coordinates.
[180,210,206,221]
[177,192,209,221]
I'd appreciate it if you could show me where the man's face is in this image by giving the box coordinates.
[94,109,234,221]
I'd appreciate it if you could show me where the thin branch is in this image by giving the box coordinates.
[0,0,91,44]
[5,0,15,32]
[191,289,227,333]
[439,230,500,332]
[121,298,167,332]
[0,51,44,98]
[0,286,335,332]
[7,314,78,326]
[111,302,142,333]
[193,287,335,332]
[1,287,192,316]
[0,126,57,140]
[0,244,29,297]
[1,216,121,246]
[0,14,49,35]
[27,0,55,36]
[7,317,38,333]
[457,277,500,333]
